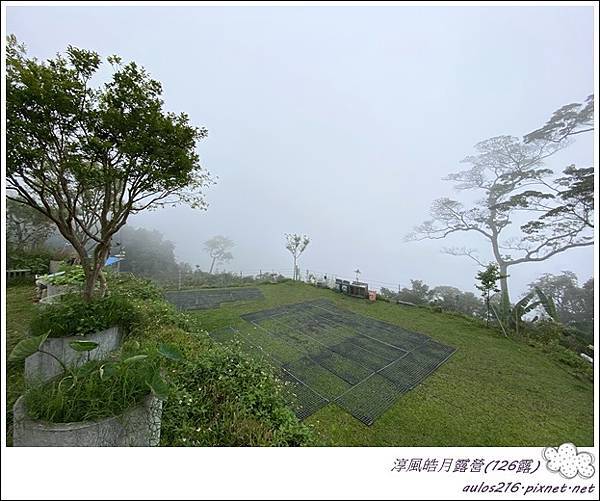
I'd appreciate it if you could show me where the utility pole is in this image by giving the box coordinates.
[178,268,182,291]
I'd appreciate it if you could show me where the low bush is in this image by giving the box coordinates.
[527,339,593,383]
[45,264,86,286]
[29,294,135,338]
[106,272,164,301]
[160,344,315,446]
[7,249,63,275]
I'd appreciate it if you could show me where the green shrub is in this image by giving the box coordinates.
[106,272,164,301]
[46,265,85,285]
[527,337,593,382]
[30,294,135,338]
[128,298,186,335]
[7,250,60,275]
[161,344,315,446]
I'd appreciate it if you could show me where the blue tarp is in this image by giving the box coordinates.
[105,256,124,266]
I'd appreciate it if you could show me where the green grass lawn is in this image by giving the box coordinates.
[5,281,594,446]
[179,281,594,446]
[5,284,38,445]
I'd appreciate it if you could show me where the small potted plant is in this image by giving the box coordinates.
[10,335,183,447]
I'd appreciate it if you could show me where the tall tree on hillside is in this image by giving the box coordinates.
[6,36,213,300]
[204,235,234,274]
[407,135,593,306]
[6,197,55,251]
[285,233,310,281]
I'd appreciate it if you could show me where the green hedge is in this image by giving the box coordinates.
[161,345,316,446]
[30,294,135,338]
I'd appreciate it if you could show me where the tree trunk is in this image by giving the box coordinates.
[498,262,511,315]
[209,256,216,274]
[293,256,297,280]
[98,270,108,297]
[83,265,99,302]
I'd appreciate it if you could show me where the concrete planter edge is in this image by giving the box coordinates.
[13,393,162,447]
[24,326,123,384]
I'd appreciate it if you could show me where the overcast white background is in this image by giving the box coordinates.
[6,5,595,296]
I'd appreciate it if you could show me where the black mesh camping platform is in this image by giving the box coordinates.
[210,300,456,425]
[164,287,264,310]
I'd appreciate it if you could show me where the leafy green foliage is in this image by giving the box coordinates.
[535,287,560,322]
[525,321,593,383]
[168,268,288,290]
[524,94,593,144]
[157,343,184,361]
[8,332,49,364]
[161,345,315,446]
[29,294,135,338]
[105,272,164,301]
[6,281,593,446]
[7,249,64,275]
[45,265,85,285]
[475,263,507,327]
[6,35,214,300]
[22,336,182,423]
[68,340,100,352]
[528,272,593,338]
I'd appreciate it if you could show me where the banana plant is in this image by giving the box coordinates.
[509,291,541,336]
[534,287,560,322]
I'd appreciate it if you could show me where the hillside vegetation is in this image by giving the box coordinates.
[6,281,593,446]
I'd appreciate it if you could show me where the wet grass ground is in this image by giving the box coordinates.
[6,281,594,446]
[184,281,594,446]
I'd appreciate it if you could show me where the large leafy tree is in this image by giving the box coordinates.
[6,36,213,299]
[408,135,593,305]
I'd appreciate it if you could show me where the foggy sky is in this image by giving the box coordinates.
[7,5,595,296]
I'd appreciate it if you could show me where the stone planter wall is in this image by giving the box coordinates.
[46,283,70,298]
[13,394,162,447]
[39,294,65,305]
[24,326,122,383]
